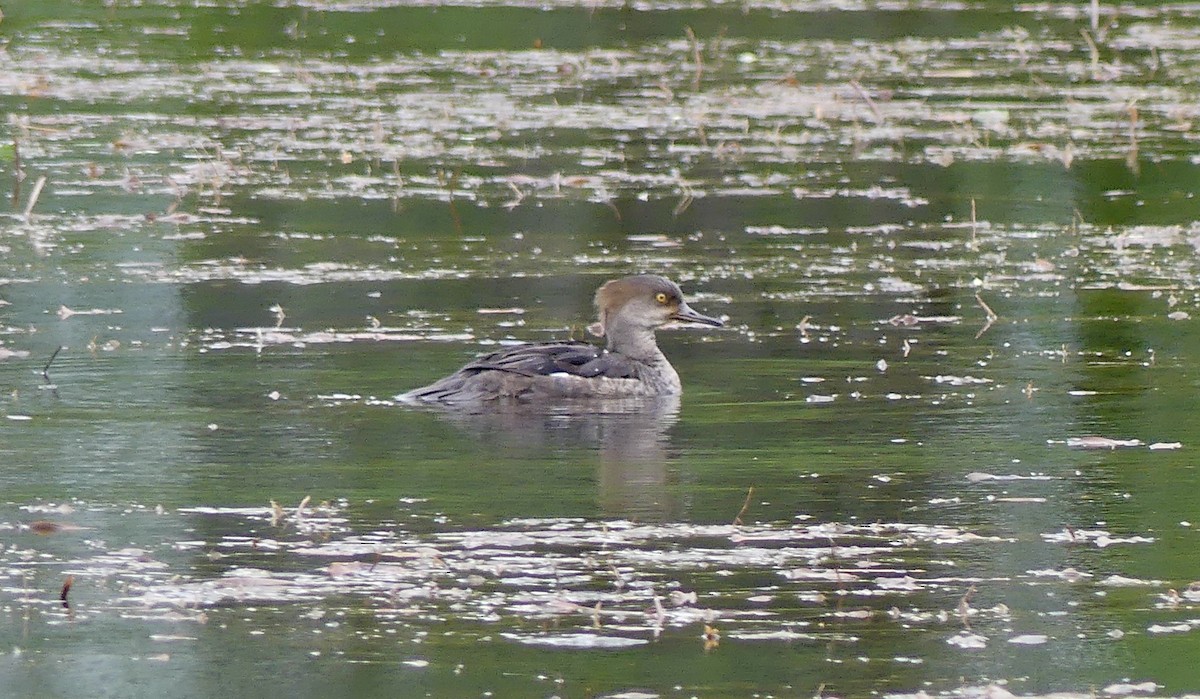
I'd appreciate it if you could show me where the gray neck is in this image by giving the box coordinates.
[604,316,663,362]
[605,318,682,394]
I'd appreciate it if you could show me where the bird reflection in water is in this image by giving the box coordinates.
[423,394,683,522]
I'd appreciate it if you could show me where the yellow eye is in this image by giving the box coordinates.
[655,292,669,304]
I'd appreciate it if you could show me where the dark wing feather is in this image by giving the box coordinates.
[401,341,636,403]
[465,341,636,379]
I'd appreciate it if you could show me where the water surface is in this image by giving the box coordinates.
[2,1,1200,697]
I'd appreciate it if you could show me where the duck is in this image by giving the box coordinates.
[398,275,724,404]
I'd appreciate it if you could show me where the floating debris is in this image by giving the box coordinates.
[476,307,525,315]
[1102,681,1159,695]
[500,633,648,649]
[927,375,993,386]
[965,472,1055,482]
[0,348,31,360]
[56,306,123,319]
[946,631,988,649]
[1041,529,1155,548]
[1006,634,1048,645]
[1098,575,1162,587]
[1064,437,1145,450]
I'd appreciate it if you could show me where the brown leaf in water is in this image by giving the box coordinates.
[29,520,61,535]
[60,575,74,608]
[28,520,89,535]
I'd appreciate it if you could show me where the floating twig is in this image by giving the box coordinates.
[957,583,977,630]
[673,178,695,218]
[1079,28,1101,80]
[1126,100,1140,175]
[849,79,884,123]
[590,195,619,221]
[1071,208,1085,235]
[296,495,311,523]
[732,486,754,526]
[42,345,64,381]
[391,158,404,213]
[607,562,628,590]
[22,174,46,220]
[969,198,978,248]
[439,169,463,235]
[975,292,998,321]
[797,315,812,340]
[974,292,997,339]
[827,535,847,615]
[652,592,666,635]
[503,181,525,211]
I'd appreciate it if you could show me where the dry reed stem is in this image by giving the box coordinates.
[22,175,46,219]
[1079,29,1100,80]
[849,80,884,123]
[970,198,978,248]
[957,584,976,629]
[974,292,997,339]
[732,486,754,526]
[684,26,703,90]
[1126,101,1140,174]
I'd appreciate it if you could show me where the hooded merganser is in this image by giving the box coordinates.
[398,275,724,404]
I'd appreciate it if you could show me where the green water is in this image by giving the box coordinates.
[2,1,1200,697]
